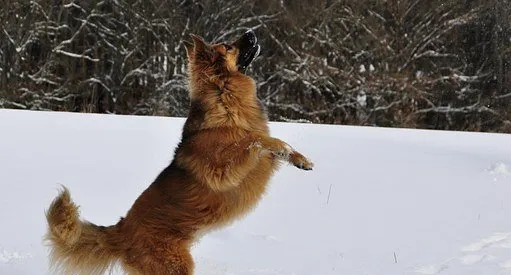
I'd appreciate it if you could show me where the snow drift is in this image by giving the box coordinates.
[1,109,511,275]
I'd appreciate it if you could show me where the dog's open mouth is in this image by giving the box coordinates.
[235,30,261,73]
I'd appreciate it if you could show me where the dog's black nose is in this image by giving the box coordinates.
[244,29,257,45]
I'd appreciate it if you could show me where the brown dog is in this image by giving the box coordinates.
[44,30,313,275]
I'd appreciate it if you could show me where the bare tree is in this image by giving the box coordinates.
[1,0,509,133]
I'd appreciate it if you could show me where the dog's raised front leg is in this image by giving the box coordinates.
[249,135,314,171]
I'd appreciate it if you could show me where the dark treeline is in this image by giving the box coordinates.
[1,0,510,132]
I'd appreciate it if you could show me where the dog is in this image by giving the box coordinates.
[44,30,313,275]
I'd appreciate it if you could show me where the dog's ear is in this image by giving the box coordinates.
[188,34,216,61]
[190,34,207,51]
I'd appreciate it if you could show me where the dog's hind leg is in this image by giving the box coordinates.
[122,245,194,275]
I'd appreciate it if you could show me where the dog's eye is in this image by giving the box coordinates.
[224,44,233,51]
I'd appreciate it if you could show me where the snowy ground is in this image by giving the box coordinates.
[1,109,511,275]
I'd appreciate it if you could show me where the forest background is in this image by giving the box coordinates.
[1,0,510,133]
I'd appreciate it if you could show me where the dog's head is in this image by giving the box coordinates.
[183,30,267,131]
[185,30,261,75]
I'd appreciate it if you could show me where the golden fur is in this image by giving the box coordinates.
[44,32,313,275]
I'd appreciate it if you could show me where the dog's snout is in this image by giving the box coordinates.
[235,30,261,73]
[244,29,257,45]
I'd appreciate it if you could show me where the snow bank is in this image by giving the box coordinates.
[1,109,511,275]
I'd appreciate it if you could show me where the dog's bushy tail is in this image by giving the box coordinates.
[44,187,124,275]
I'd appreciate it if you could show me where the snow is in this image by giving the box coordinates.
[488,162,511,178]
[53,49,100,62]
[356,91,367,107]
[1,109,511,275]
[359,64,366,73]
[0,250,32,264]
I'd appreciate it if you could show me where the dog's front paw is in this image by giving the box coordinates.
[289,151,314,171]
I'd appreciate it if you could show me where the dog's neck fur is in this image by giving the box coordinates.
[183,64,269,136]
